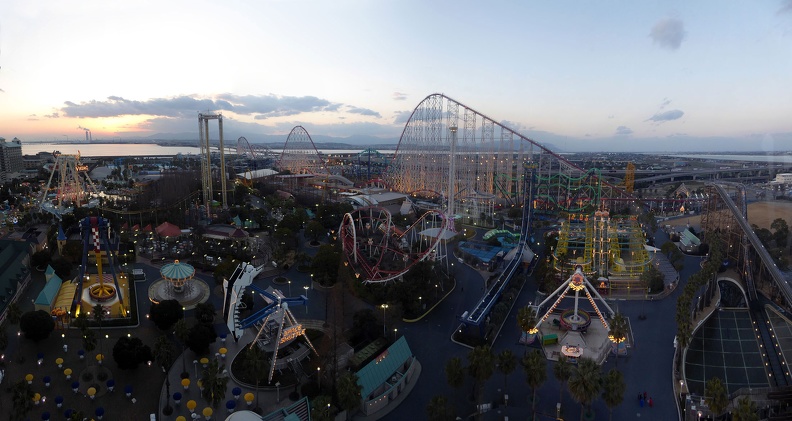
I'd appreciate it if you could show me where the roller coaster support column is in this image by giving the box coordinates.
[447,126,458,230]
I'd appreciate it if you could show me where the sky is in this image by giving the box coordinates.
[1,0,792,152]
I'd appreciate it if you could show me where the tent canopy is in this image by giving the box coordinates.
[156,222,181,237]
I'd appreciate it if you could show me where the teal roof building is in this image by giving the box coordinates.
[355,336,420,416]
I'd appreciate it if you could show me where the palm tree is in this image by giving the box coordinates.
[467,346,495,409]
[173,318,190,377]
[200,358,229,407]
[244,343,267,412]
[497,349,517,392]
[11,380,33,421]
[445,357,464,390]
[153,335,176,415]
[92,303,106,357]
[601,369,625,421]
[6,302,21,324]
[82,329,97,354]
[705,377,729,420]
[337,372,362,420]
[311,395,334,421]
[517,306,537,351]
[568,357,601,421]
[522,349,547,415]
[733,395,758,421]
[426,395,453,421]
[553,357,573,409]
[608,313,628,366]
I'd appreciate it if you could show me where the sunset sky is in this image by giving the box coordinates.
[1,0,792,152]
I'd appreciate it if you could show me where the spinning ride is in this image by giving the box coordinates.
[222,263,317,384]
[533,266,614,334]
[40,153,99,218]
[147,259,210,309]
[339,206,449,283]
[72,216,128,317]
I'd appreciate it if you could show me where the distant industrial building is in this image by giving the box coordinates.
[772,173,792,185]
[0,137,24,183]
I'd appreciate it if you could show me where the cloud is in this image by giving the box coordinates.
[44,112,60,118]
[780,0,792,13]
[217,93,341,116]
[647,109,684,122]
[0,88,5,93]
[61,94,342,119]
[650,18,686,50]
[659,98,671,109]
[346,106,382,118]
[392,92,408,101]
[615,126,633,135]
[393,110,412,124]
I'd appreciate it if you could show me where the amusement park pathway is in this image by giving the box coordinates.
[384,228,704,421]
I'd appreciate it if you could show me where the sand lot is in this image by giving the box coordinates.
[666,200,792,231]
[666,200,792,262]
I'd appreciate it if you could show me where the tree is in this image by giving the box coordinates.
[19,310,55,341]
[522,349,547,415]
[153,334,176,370]
[311,244,341,286]
[305,220,326,243]
[200,358,229,407]
[445,357,464,390]
[6,302,21,324]
[771,218,789,248]
[497,349,517,392]
[516,306,537,352]
[82,329,97,353]
[337,371,362,419]
[50,256,73,279]
[30,250,51,269]
[641,264,665,293]
[733,395,758,421]
[112,336,154,369]
[608,313,628,366]
[93,303,107,356]
[705,377,729,420]
[185,323,217,355]
[601,369,625,421]
[568,357,601,421]
[11,380,33,421]
[194,302,216,325]
[426,395,454,421]
[553,357,573,409]
[243,343,267,411]
[310,395,334,421]
[173,318,190,377]
[660,241,677,257]
[467,346,495,408]
[149,299,184,331]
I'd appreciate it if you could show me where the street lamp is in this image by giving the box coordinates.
[303,286,309,314]
[275,381,281,403]
[381,304,389,337]
[288,280,291,296]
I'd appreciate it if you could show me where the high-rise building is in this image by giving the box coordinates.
[0,137,24,183]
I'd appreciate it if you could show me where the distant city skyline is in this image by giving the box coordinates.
[1,0,792,152]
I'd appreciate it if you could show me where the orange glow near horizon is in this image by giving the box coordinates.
[10,115,156,141]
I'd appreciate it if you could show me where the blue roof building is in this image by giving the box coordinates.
[0,240,32,322]
[355,336,420,416]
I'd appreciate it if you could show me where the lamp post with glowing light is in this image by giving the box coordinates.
[381,304,389,337]
[303,286,309,314]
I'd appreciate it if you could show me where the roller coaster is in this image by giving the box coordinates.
[339,206,448,284]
